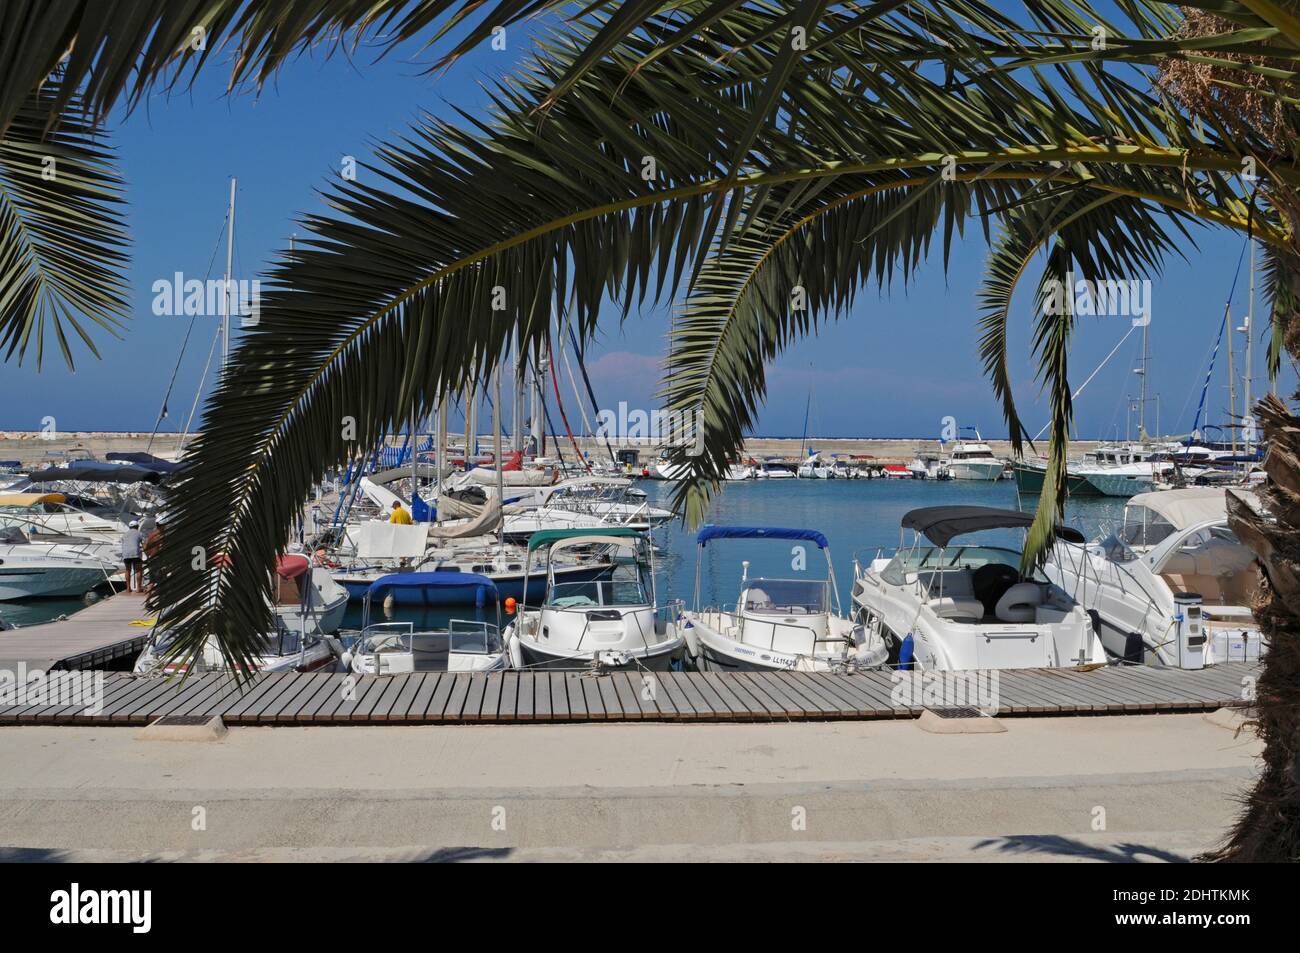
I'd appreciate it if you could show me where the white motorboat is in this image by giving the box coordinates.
[851,506,1105,671]
[1044,487,1265,667]
[0,526,118,600]
[753,460,796,479]
[943,430,1004,481]
[345,572,511,675]
[681,525,888,672]
[507,476,672,529]
[796,452,833,479]
[133,552,348,675]
[0,492,128,542]
[906,449,947,480]
[505,528,684,670]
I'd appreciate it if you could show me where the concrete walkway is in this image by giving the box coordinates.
[0,713,1261,861]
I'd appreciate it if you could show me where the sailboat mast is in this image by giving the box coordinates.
[221,176,236,371]
[1138,321,1148,439]
[494,363,504,547]
[1245,238,1256,448]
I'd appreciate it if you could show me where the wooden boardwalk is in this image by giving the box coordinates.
[0,594,152,671]
[0,662,1258,726]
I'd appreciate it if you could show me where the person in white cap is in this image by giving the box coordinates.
[121,520,144,593]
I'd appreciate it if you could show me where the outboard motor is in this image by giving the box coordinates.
[1173,591,1207,670]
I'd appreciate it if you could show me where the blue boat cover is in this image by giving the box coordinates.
[365,572,498,597]
[696,525,830,549]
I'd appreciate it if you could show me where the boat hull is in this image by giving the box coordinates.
[945,461,1004,481]
[515,638,680,672]
[0,566,109,601]
[1011,462,1103,497]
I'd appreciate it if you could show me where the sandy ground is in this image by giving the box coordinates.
[0,713,1260,862]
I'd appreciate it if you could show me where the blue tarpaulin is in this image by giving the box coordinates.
[365,571,498,600]
[695,525,830,549]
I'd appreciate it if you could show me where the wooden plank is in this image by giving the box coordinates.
[788,673,859,717]
[424,672,460,721]
[479,672,504,721]
[653,672,693,719]
[636,671,679,719]
[294,674,353,722]
[332,676,386,722]
[769,673,839,716]
[698,673,761,720]
[991,671,1061,714]
[381,674,428,723]
[110,676,195,724]
[840,672,908,713]
[513,671,534,722]
[364,676,411,722]
[666,672,715,720]
[149,674,227,720]
[582,677,607,720]
[609,673,642,720]
[239,673,316,724]
[737,673,801,718]
[263,673,332,722]
[89,676,167,724]
[460,674,489,722]
[404,673,443,723]
[312,673,369,721]
[222,673,289,723]
[547,672,571,720]
[442,674,473,720]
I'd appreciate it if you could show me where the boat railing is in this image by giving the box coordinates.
[851,547,890,577]
[712,603,848,657]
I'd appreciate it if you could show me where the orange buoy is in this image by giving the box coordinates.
[505,596,517,615]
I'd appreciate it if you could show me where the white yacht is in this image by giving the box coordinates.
[852,506,1105,670]
[0,526,118,600]
[0,492,128,542]
[505,528,684,670]
[134,554,347,674]
[1044,488,1264,667]
[753,460,796,479]
[1072,444,1177,497]
[943,431,1004,481]
[345,572,510,675]
[681,525,888,672]
[797,452,833,479]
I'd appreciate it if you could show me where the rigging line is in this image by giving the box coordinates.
[547,337,590,472]
[1032,323,1139,442]
[566,323,618,466]
[1191,236,1250,438]
[179,323,223,457]
[146,216,230,454]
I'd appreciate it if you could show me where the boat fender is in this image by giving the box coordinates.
[507,633,524,670]
[899,633,914,671]
[1122,629,1144,665]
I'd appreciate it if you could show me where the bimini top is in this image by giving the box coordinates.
[527,527,643,552]
[1126,487,1230,530]
[696,525,830,549]
[902,506,1085,547]
[27,461,168,484]
[364,571,499,598]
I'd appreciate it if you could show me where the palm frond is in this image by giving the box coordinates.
[0,79,127,368]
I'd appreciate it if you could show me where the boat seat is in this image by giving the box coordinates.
[916,570,984,622]
[994,582,1044,623]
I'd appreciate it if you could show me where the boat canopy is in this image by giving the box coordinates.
[275,554,311,579]
[695,525,830,549]
[105,452,181,472]
[364,571,499,599]
[1125,487,1229,530]
[527,527,643,552]
[0,492,66,507]
[901,506,1084,547]
[27,461,167,484]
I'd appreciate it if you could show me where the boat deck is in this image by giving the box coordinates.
[0,661,1257,726]
[0,594,152,671]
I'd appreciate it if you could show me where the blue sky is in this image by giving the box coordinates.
[0,25,1287,441]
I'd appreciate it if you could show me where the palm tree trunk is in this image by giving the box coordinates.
[1206,392,1300,861]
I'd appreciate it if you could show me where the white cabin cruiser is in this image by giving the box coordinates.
[681,525,888,672]
[346,572,510,675]
[852,506,1105,671]
[0,492,128,543]
[796,452,833,479]
[753,460,796,479]
[1044,488,1264,667]
[505,528,684,670]
[0,525,118,600]
[943,431,1004,481]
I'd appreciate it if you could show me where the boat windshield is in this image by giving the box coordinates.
[547,579,649,608]
[880,546,1043,585]
[742,578,828,615]
[1119,505,1178,549]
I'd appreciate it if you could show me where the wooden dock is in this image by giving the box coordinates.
[0,662,1258,726]
[0,595,153,671]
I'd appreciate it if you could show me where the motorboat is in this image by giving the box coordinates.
[345,572,511,675]
[133,554,347,674]
[906,450,947,480]
[504,527,684,671]
[0,492,129,542]
[753,460,796,479]
[1043,487,1265,667]
[851,506,1105,670]
[0,525,118,600]
[681,525,888,672]
[943,430,1004,481]
[504,476,672,530]
[796,452,833,479]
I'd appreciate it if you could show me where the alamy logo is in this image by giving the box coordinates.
[50,883,151,933]
[151,272,261,325]
[595,401,705,456]
[1041,270,1151,326]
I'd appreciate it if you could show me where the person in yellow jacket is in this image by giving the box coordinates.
[389,501,413,525]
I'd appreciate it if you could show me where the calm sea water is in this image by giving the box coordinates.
[2,478,1127,632]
